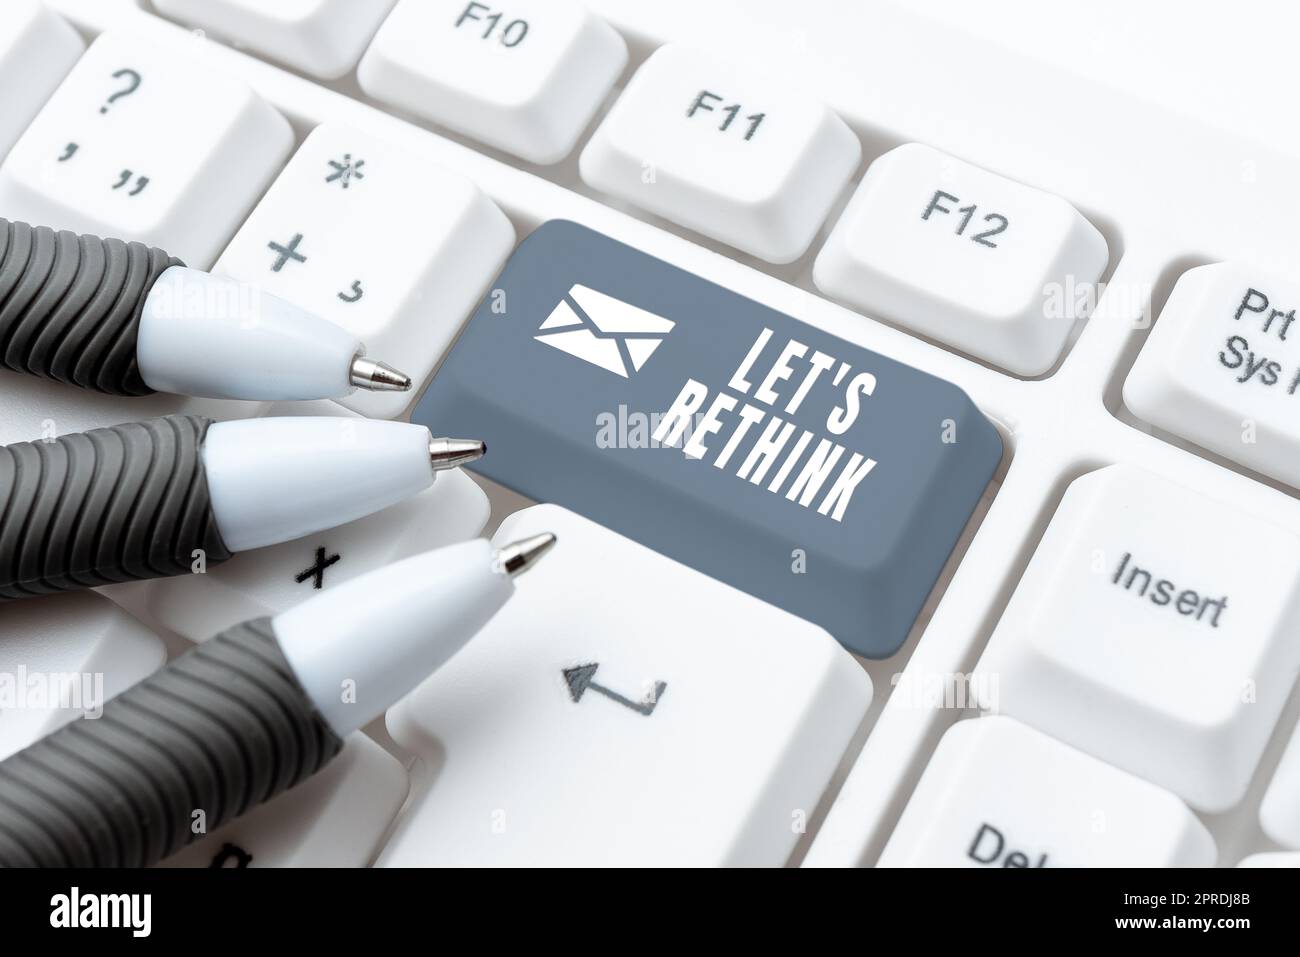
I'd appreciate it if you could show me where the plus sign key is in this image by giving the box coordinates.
[0,30,291,267]
[213,123,515,418]
[268,232,308,272]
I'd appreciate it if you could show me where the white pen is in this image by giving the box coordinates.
[0,413,485,599]
[0,216,411,400]
[0,531,556,867]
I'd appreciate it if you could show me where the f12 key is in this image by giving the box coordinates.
[414,221,1003,657]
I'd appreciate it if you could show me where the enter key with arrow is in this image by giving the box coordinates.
[563,663,667,717]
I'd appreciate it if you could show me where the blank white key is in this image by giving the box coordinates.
[157,735,408,867]
[144,466,489,642]
[153,0,396,80]
[1260,719,1300,850]
[1125,262,1300,489]
[972,464,1300,812]
[213,122,515,417]
[1238,853,1300,868]
[581,44,860,264]
[878,717,1215,867]
[0,0,84,157]
[358,0,626,164]
[0,31,292,268]
[0,592,165,760]
[814,143,1109,375]
[378,504,871,867]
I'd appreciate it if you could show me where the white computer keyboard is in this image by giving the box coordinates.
[3,0,1300,868]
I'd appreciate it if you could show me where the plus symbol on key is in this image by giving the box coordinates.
[267,233,308,272]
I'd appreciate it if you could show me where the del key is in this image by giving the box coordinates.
[414,221,1002,657]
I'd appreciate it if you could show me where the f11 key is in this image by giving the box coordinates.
[414,221,1002,657]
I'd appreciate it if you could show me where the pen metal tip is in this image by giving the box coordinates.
[429,437,486,472]
[493,532,557,579]
[350,356,413,393]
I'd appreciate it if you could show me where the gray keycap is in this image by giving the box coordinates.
[414,221,1002,657]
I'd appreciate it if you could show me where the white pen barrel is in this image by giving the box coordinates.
[273,539,514,736]
[0,538,523,866]
[201,417,437,552]
[137,266,364,399]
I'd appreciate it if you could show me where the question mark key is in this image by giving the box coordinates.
[99,68,142,113]
[0,31,293,265]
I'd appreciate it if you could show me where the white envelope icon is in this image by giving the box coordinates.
[534,284,676,378]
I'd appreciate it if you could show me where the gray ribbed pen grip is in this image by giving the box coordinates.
[0,217,181,395]
[0,414,232,600]
[0,619,344,868]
